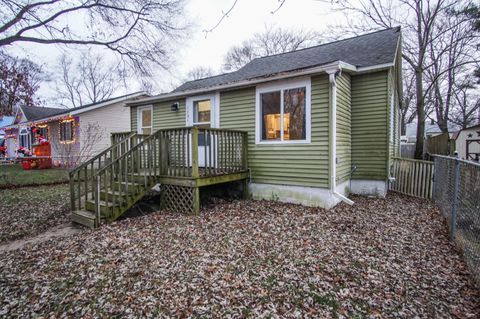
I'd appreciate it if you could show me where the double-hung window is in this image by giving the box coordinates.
[256,78,311,144]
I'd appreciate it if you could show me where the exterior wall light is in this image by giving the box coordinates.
[171,102,179,112]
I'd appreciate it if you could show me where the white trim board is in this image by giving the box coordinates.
[185,93,220,128]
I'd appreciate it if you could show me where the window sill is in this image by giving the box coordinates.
[256,139,311,145]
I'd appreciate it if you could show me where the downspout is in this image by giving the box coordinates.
[328,69,354,206]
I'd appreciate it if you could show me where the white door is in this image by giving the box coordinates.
[186,94,219,167]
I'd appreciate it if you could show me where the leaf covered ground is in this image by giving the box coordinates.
[0,185,70,243]
[0,193,478,318]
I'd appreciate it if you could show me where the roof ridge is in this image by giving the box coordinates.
[244,27,401,63]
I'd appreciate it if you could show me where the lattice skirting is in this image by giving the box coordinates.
[160,184,196,213]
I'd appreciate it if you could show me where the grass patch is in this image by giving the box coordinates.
[0,164,68,187]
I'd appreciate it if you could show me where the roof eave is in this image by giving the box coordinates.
[126,60,394,106]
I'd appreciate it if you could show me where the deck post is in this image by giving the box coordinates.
[193,186,200,214]
[242,132,249,199]
[69,172,75,211]
[192,127,199,179]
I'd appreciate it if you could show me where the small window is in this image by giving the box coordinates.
[138,106,153,135]
[60,121,74,142]
[257,79,310,144]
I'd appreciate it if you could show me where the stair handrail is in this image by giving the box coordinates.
[69,131,137,176]
[69,131,138,215]
[92,128,171,223]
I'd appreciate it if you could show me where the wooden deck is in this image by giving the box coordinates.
[69,127,249,228]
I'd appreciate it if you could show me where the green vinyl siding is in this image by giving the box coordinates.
[351,71,388,180]
[131,100,186,132]
[220,75,330,188]
[336,73,351,184]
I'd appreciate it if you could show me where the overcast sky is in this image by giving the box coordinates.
[8,0,347,106]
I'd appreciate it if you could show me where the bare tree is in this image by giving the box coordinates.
[184,66,215,81]
[425,6,479,133]
[0,52,44,115]
[449,77,480,129]
[55,51,121,108]
[0,0,189,76]
[400,70,417,135]
[330,0,477,159]
[223,26,323,71]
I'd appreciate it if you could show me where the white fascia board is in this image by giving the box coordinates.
[356,63,394,73]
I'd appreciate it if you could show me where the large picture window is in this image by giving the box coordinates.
[256,79,311,144]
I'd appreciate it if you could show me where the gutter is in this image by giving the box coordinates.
[327,67,354,206]
[126,61,393,107]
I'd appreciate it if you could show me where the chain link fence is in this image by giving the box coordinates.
[433,155,480,285]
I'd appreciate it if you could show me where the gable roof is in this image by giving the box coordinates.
[20,106,64,122]
[173,27,401,93]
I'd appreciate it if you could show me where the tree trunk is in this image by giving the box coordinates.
[414,69,425,159]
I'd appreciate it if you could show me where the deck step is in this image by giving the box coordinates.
[100,189,139,201]
[112,181,143,190]
[85,199,125,216]
[71,210,98,229]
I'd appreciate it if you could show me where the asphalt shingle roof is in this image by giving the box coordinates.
[21,106,64,121]
[173,27,401,93]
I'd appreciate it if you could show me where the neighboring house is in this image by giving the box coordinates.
[0,115,15,157]
[1,92,147,165]
[2,106,63,159]
[453,123,480,161]
[124,27,403,208]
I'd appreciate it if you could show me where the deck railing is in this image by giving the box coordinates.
[72,127,248,223]
[69,132,146,213]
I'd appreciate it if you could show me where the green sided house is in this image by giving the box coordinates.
[70,27,402,228]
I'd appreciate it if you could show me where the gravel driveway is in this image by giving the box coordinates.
[0,193,478,318]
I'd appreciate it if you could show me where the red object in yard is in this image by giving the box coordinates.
[32,144,53,169]
[21,161,32,170]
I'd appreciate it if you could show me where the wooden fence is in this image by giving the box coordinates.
[389,157,434,199]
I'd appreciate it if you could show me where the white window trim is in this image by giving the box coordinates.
[137,105,153,134]
[186,93,220,128]
[255,77,311,145]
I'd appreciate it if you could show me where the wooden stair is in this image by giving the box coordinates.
[69,132,156,228]
[69,127,250,228]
